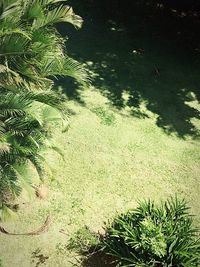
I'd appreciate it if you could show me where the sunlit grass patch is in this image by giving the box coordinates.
[91,107,116,125]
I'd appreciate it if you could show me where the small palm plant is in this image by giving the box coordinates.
[0,0,88,218]
[102,197,200,266]
[0,91,65,203]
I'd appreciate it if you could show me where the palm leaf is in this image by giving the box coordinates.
[0,121,6,135]
[0,1,20,20]
[0,140,10,153]
[0,34,30,56]
[41,0,67,5]
[63,57,90,84]
[12,164,35,199]
[28,154,46,180]
[32,5,83,29]
[0,205,18,221]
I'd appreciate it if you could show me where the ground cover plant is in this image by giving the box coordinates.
[0,0,87,217]
[101,197,200,267]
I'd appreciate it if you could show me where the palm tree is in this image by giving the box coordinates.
[0,0,89,90]
[0,90,65,202]
[0,0,89,218]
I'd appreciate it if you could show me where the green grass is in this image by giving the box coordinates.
[0,88,199,267]
[91,106,116,125]
[1,6,200,266]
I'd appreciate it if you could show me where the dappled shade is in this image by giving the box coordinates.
[59,0,200,137]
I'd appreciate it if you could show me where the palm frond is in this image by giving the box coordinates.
[25,91,66,110]
[41,55,90,84]
[0,205,18,221]
[0,164,22,200]
[0,93,31,117]
[41,0,66,6]
[32,5,83,29]
[12,163,35,198]
[26,0,44,20]
[0,1,20,20]
[0,121,6,135]
[0,28,31,39]
[28,154,46,180]
[0,34,30,56]
[63,57,90,84]
[0,140,10,154]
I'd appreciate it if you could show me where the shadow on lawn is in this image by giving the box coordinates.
[81,251,117,267]
[57,2,200,137]
[55,76,85,105]
[66,225,117,267]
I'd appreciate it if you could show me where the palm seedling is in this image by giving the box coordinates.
[101,197,200,267]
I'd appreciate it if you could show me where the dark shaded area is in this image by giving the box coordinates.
[31,248,49,267]
[58,0,200,137]
[66,225,117,267]
[55,76,85,104]
[82,251,117,267]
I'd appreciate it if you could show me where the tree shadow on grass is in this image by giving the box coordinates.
[66,226,117,267]
[54,76,85,105]
[81,251,117,267]
[58,1,200,138]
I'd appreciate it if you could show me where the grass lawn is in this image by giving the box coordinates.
[1,4,200,267]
